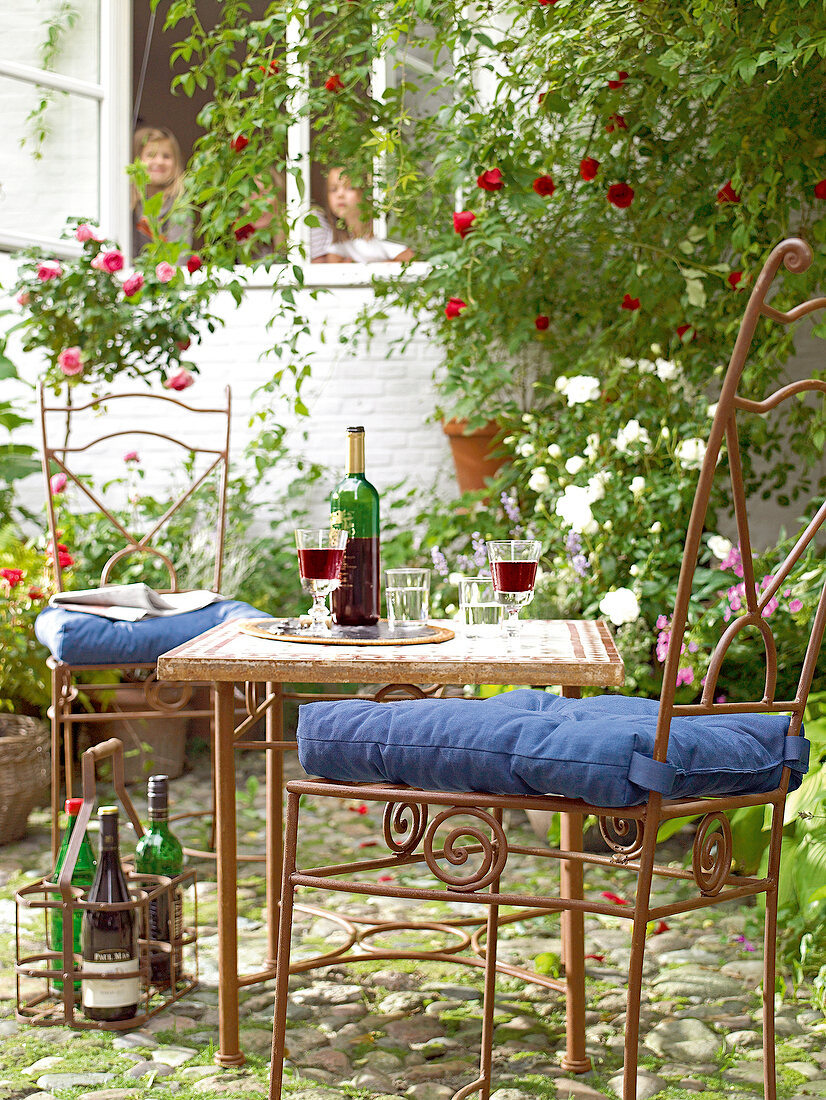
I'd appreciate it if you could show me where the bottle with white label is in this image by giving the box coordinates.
[81,806,140,1021]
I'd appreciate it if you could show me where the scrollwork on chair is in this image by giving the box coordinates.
[691,812,732,896]
[383,800,429,855]
[422,807,508,892]
[598,816,645,861]
[143,670,194,712]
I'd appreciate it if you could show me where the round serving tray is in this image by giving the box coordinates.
[239,618,455,646]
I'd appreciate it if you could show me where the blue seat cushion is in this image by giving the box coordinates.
[297,689,809,808]
[36,599,268,666]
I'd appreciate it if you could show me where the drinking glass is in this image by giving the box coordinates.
[385,568,430,628]
[487,540,541,640]
[295,528,348,635]
[458,576,503,638]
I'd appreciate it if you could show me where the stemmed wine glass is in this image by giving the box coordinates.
[487,540,541,640]
[295,528,348,635]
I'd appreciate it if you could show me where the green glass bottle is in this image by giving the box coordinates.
[50,797,96,992]
[134,775,184,988]
[330,426,381,625]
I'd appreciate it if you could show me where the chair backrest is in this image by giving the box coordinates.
[656,237,826,766]
[39,384,232,594]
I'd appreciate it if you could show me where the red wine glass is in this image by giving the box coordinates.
[487,539,541,640]
[295,528,348,635]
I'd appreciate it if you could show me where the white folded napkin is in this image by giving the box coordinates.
[50,582,223,622]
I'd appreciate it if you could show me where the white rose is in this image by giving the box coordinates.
[584,433,600,459]
[630,475,646,496]
[707,534,733,560]
[599,587,641,626]
[547,443,562,459]
[618,357,635,370]
[603,519,613,531]
[555,485,597,534]
[629,563,640,577]
[651,521,662,534]
[561,375,601,406]
[522,413,534,424]
[518,442,535,458]
[638,358,655,374]
[661,426,670,439]
[586,470,610,502]
[528,466,551,493]
[707,402,719,418]
[615,418,651,454]
[555,376,570,394]
[650,343,663,356]
[655,357,679,382]
[565,455,586,475]
[676,437,707,469]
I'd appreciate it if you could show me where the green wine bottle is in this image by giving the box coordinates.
[134,775,184,988]
[50,797,96,992]
[330,426,381,625]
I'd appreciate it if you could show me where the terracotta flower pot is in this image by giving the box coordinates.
[442,418,506,494]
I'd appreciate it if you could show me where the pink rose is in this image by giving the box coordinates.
[90,253,106,270]
[57,347,83,376]
[156,262,175,283]
[123,451,140,463]
[16,290,30,306]
[50,472,68,495]
[122,273,144,297]
[75,223,104,242]
[101,250,124,273]
[789,598,803,613]
[37,262,62,281]
[165,368,195,391]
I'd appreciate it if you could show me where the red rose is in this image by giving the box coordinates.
[477,168,503,191]
[230,134,249,153]
[605,113,627,133]
[453,211,476,238]
[677,323,697,342]
[579,157,600,181]
[535,315,550,330]
[537,92,546,105]
[727,271,743,289]
[814,180,826,199]
[537,0,557,5]
[607,182,634,208]
[186,254,203,273]
[445,297,468,319]
[234,222,255,241]
[122,273,144,297]
[621,294,640,311]
[176,338,192,352]
[325,73,344,92]
[532,174,556,197]
[607,71,629,89]
[28,586,45,601]
[716,180,740,204]
[259,60,279,75]
[47,543,75,570]
[0,567,23,589]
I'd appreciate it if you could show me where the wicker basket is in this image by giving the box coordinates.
[0,715,50,845]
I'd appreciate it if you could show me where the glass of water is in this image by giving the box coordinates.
[385,568,430,627]
[458,576,503,638]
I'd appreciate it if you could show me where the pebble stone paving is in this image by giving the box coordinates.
[1,738,824,1100]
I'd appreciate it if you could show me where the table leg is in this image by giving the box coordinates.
[265,682,283,968]
[214,680,245,1068]
[560,685,590,1074]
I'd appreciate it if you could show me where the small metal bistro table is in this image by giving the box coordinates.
[157,618,624,1069]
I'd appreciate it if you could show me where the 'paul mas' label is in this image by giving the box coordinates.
[82,953,140,1008]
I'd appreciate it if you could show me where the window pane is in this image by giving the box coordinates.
[0,0,100,84]
[0,78,100,243]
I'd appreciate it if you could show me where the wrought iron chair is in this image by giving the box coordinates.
[36,385,264,858]
[268,237,824,1100]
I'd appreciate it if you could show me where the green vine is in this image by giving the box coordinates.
[23,1,80,159]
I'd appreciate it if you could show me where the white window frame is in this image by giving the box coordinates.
[0,4,131,258]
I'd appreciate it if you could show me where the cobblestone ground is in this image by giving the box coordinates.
[1,741,824,1100]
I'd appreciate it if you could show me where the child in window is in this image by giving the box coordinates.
[132,126,193,255]
[323,167,414,263]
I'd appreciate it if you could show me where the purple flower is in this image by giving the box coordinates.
[430,546,449,577]
[734,934,756,952]
[500,491,520,524]
[571,553,589,576]
[566,530,582,555]
[471,531,488,569]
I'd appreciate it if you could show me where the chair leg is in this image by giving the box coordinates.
[49,661,63,860]
[762,800,783,1100]
[622,816,658,1100]
[478,809,503,1100]
[269,789,300,1100]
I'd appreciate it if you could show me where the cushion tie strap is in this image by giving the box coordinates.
[784,736,810,773]
[628,752,677,796]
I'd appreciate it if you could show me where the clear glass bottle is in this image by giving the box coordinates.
[81,806,139,1021]
[50,797,96,992]
[330,426,381,625]
[134,775,184,988]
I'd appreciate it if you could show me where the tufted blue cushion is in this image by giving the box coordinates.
[35,599,268,666]
[297,689,809,809]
